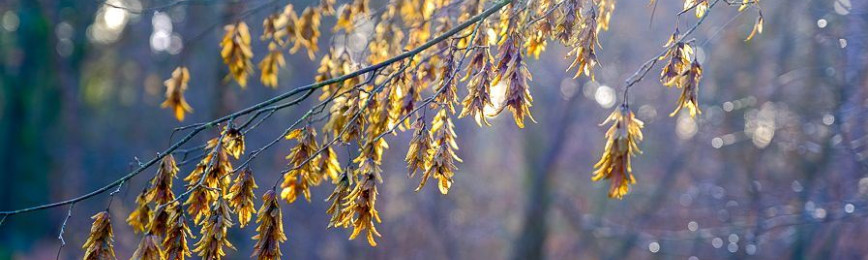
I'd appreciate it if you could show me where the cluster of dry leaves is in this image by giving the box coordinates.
[77,0,766,259]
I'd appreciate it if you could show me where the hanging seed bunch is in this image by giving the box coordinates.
[62,0,768,256]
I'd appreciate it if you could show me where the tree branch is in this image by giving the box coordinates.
[0,0,512,217]
[622,0,722,105]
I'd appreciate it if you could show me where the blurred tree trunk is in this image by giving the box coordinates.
[510,94,578,260]
[743,0,795,252]
[840,0,868,172]
[816,3,868,259]
[607,147,687,259]
[0,0,59,252]
[55,0,91,218]
[791,1,837,258]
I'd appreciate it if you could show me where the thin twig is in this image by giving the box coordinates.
[233,86,349,172]
[156,121,232,211]
[269,64,394,189]
[376,18,485,141]
[622,0,721,105]
[105,180,126,211]
[55,203,75,260]
[101,0,218,14]
[521,0,565,31]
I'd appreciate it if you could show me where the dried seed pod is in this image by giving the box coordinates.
[272,5,299,47]
[131,234,161,260]
[357,95,391,165]
[555,0,582,44]
[566,11,599,80]
[184,138,233,224]
[325,171,353,228]
[596,0,617,32]
[193,200,235,260]
[127,189,151,234]
[226,168,258,227]
[343,159,383,246]
[161,67,193,121]
[405,118,432,177]
[320,0,336,15]
[745,12,763,41]
[222,126,245,160]
[434,46,459,114]
[459,25,494,127]
[292,7,322,60]
[147,202,173,237]
[368,8,404,64]
[684,0,709,18]
[493,9,535,128]
[146,155,179,205]
[659,32,694,87]
[163,203,194,260]
[592,105,644,199]
[220,22,254,88]
[82,211,116,260]
[670,59,703,118]
[281,127,322,203]
[259,43,286,88]
[334,0,369,32]
[417,108,462,194]
[251,190,287,260]
[315,141,342,183]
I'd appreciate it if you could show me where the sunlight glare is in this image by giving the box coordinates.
[594,85,615,108]
[484,81,506,118]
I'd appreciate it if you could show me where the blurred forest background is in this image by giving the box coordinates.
[1,0,867,259]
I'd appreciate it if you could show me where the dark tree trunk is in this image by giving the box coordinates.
[511,94,578,260]
[0,0,60,252]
